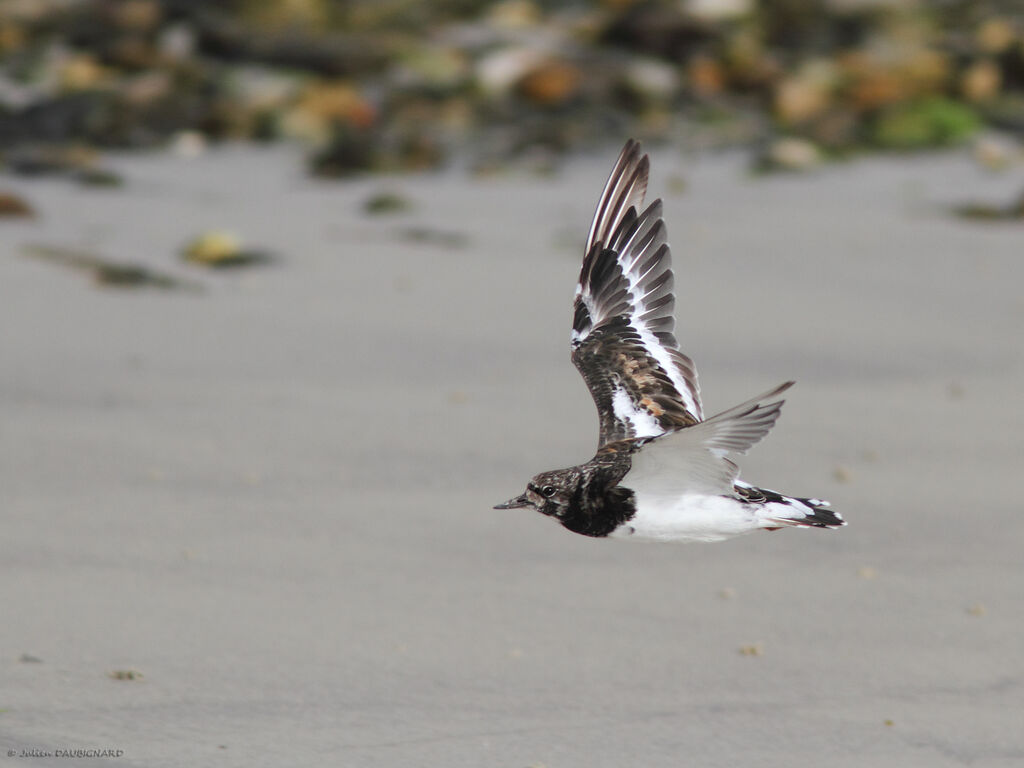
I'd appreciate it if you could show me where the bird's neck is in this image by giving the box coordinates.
[560,454,636,537]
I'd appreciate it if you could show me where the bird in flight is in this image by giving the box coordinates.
[495,140,845,541]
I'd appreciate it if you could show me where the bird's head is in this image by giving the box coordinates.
[493,468,580,520]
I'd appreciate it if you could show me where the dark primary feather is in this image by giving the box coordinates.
[572,140,702,448]
[585,140,648,258]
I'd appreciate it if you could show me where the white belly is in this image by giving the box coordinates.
[610,492,761,543]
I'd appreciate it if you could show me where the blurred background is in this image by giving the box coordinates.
[2,3,1024,767]
[1,0,1023,177]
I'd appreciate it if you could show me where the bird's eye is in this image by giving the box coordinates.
[541,485,556,498]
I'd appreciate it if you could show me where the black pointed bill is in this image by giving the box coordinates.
[494,493,529,510]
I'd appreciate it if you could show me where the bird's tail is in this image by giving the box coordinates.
[739,484,845,530]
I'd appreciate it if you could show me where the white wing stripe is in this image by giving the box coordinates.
[635,324,701,418]
[612,388,662,438]
[615,238,702,420]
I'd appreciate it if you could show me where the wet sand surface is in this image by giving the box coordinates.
[2,145,1022,767]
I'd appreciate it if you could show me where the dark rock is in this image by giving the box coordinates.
[0,191,34,216]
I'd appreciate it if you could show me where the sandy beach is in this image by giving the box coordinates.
[1,144,1023,767]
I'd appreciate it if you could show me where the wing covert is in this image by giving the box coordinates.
[617,382,793,497]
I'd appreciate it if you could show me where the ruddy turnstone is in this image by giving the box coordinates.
[495,140,845,541]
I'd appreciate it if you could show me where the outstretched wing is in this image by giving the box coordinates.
[572,140,703,448]
[617,382,793,497]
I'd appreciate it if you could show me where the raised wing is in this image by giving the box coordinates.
[618,382,793,497]
[572,140,702,448]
